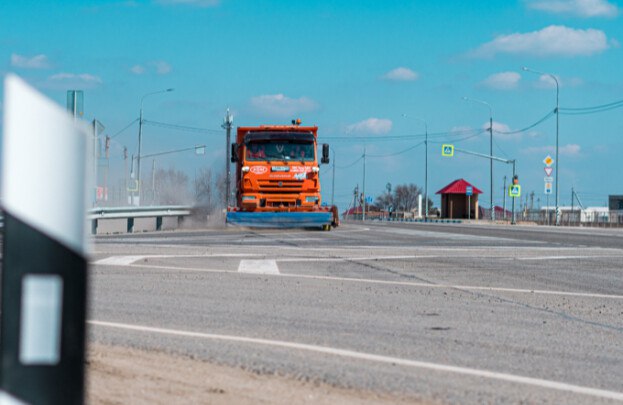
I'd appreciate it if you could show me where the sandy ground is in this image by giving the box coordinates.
[87,344,428,405]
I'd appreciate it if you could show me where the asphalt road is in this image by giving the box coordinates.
[89,221,623,404]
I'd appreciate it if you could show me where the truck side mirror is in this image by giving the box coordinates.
[231,143,238,163]
[321,144,330,164]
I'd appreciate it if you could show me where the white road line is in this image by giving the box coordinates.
[131,264,234,274]
[93,253,623,267]
[277,273,623,300]
[88,320,623,401]
[98,262,623,300]
[94,256,146,265]
[515,256,604,261]
[238,260,280,275]
[277,255,440,262]
[93,253,263,266]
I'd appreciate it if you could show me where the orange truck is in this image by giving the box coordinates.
[226,121,339,229]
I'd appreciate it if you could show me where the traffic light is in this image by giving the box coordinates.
[513,175,519,185]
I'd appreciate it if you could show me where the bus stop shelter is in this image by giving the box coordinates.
[436,179,483,219]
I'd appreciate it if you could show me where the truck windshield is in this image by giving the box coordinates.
[246,142,315,162]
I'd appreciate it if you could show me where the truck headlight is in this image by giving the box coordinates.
[312,167,320,173]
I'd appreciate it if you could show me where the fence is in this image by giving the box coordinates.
[520,209,623,227]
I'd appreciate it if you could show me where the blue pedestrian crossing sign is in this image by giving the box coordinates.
[508,184,521,198]
[442,144,454,157]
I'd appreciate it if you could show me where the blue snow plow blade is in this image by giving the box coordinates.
[226,211,333,228]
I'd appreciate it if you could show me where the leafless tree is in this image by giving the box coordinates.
[154,167,192,205]
[393,184,422,212]
[194,167,214,211]
[375,183,434,214]
[375,192,394,211]
[215,170,235,208]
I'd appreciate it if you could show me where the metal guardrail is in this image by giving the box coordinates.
[88,205,192,234]
[345,215,462,224]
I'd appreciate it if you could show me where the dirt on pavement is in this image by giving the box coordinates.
[87,344,427,405]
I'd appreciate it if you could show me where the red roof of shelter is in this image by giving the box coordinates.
[436,179,483,195]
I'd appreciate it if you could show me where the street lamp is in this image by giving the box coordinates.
[463,97,494,222]
[522,66,560,225]
[136,88,174,205]
[331,147,336,207]
[402,114,428,219]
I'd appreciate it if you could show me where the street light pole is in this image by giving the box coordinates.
[362,147,366,221]
[463,97,494,222]
[331,148,336,207]
[136,88,174,205]
[522,67,560,225]
[402,115,428,219]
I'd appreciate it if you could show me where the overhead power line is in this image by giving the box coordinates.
[559,98,623,113]
[367,141,425,158]
[335,155,363,169]
[143,119,223,134]
[110,118,139,139]
[493,109,556,135]
[320,127,484,142]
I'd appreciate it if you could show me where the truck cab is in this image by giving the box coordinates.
[231,125,329,212]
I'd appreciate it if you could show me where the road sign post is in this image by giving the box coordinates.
[466,186,473,220]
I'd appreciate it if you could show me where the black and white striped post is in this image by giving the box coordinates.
[1,75,90,404]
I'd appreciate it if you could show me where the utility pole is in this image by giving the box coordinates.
[489,115,494,221]
[511,161,517,225]
[353,185,359,220]
[331,148,335,207]
[362,148,366,221]
[502,175,507,220]
[222,109,233,208]
[571,187,574,225]
[123,147,128,205]
[522,67,560,225]
[463,97,494,222]
[136,88,174,206]
[151,159,156,205]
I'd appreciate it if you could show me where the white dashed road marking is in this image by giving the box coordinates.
[238,260,280,275]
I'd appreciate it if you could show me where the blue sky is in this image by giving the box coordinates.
[2,0,622,210]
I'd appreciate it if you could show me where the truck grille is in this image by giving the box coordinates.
[257,180,303,192]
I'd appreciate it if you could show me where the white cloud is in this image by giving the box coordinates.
[481,72,521,90]
[130,65,146,74]
[130,61,171,75]
[156,0,220,7]
[470,25,611,58]
[522,144,581,156]
[486,121,512,133]
[450,126,473,133]
[346,118,393,135]
[150,60,172,75]
[382,67,419,81]
[531,74,584,89]
[11,53,51,69]
[46,73,103,89]
[526,0,618,18]
[249,94,318,117]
